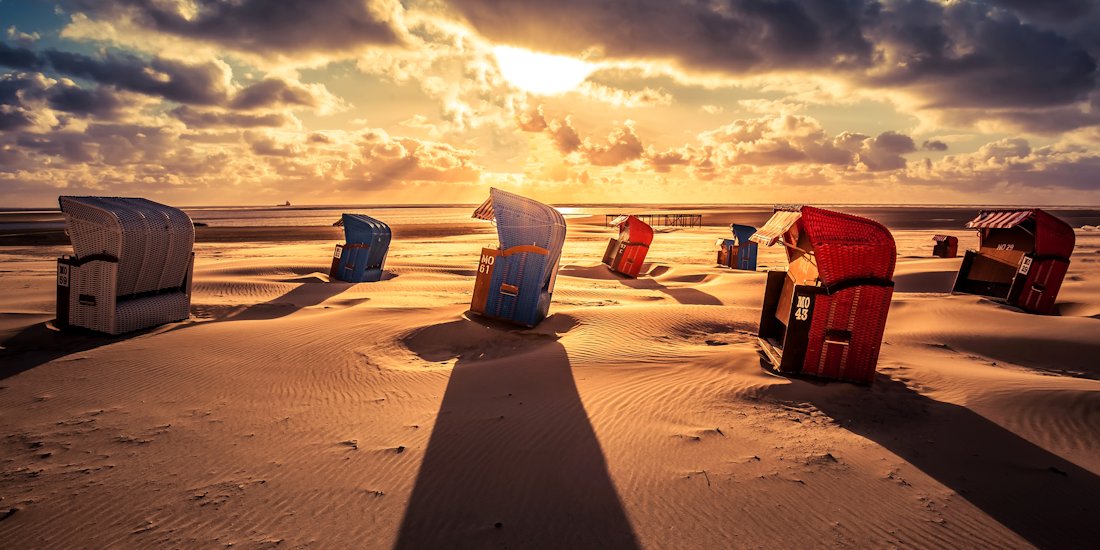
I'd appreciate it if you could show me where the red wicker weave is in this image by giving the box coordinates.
[754,206,897,384]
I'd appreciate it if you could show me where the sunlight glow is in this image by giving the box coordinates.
[493,46,595,95]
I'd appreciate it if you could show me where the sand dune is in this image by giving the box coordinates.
[1,221,1097,548]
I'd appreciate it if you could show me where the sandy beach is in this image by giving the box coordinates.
[1,210,1098,548]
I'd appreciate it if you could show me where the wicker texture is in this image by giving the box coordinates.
[333,213,391,283]
[475,188,567,326]
[58,196,195,334]
[798,206,896,286]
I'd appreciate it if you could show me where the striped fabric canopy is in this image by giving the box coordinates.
[608,215,630,227]
[472,196,494,221]
[932,234,953,242]
[966,210,1033,229]
[750,210,802,246]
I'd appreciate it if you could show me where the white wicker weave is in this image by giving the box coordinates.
[58,196,195,334]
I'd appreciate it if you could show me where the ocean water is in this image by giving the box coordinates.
[2,204,1099,232]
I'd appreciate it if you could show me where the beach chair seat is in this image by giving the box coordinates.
[716,223,758,271]
[602,215,653,278]
[470,188,567,327]
[329,213,391,283]
[56,196,195,335]
[952,209,1074,314]
[752,206,896,384]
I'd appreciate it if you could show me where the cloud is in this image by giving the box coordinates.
[446,1,1100,133]
[230,78,342,112]
[856,131,916,171]
[922,139,948,152]
[42,48,231,105]
[172,106,291,129]
[548,116,582,154]
[356,129,481,185]
[447,0,876,74]
[583,124,644,166]
[0,41,44,70]
[62,0,406,61]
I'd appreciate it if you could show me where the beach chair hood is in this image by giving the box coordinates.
[966,209,1074,260]
[753,205,896,289]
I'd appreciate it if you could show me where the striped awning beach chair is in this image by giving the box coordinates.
[56,196,195,335]
[952,208,1074,314]
[470,188,567,327]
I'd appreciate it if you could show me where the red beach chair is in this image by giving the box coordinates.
[602,215,653,278]
[952,209,1074,314]
[752,206,897,384]
[931,235,958,258]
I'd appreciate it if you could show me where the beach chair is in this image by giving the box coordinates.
[931,235,958,258]
[329,213,391,283]
[56,196,195,335]
[470,188,567,327]
[752,206,896,384]
[952,209,1074,314]
[602,215,653,278]
[716,223,758,271]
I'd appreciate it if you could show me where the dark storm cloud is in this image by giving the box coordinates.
[44,82,126,117]
[868,0,1096,109]
[43,49,229,105]
[1,42,335,122]
[64,0,403,55]
[448,0,876,73]
[0,41,43,70]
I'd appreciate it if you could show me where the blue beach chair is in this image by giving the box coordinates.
[470,188,567,326]
[716,223,758,271]
[329,213,391,283]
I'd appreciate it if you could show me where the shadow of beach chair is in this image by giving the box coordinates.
[329,213,391,283]
[469,188,567,327]
[752,206,896,384]
[56,196,195,335]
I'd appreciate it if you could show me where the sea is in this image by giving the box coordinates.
[2,204,1100,232]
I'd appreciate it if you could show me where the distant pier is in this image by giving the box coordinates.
[605,213,703,228]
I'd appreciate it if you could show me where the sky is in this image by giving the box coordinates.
[1,0,1099,207]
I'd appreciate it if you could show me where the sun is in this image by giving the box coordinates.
[492,46,595,95]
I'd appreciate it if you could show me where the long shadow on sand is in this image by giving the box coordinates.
[221,279,352,322]
[0,318,136,380]
[1,281,352,378]
[620,276,723,306]
[396,316,639,549]
[767,372,1099,549]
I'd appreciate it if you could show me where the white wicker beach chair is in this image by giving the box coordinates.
[56,196,195,334]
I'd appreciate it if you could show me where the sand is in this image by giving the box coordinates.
[1,216,1098,548]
